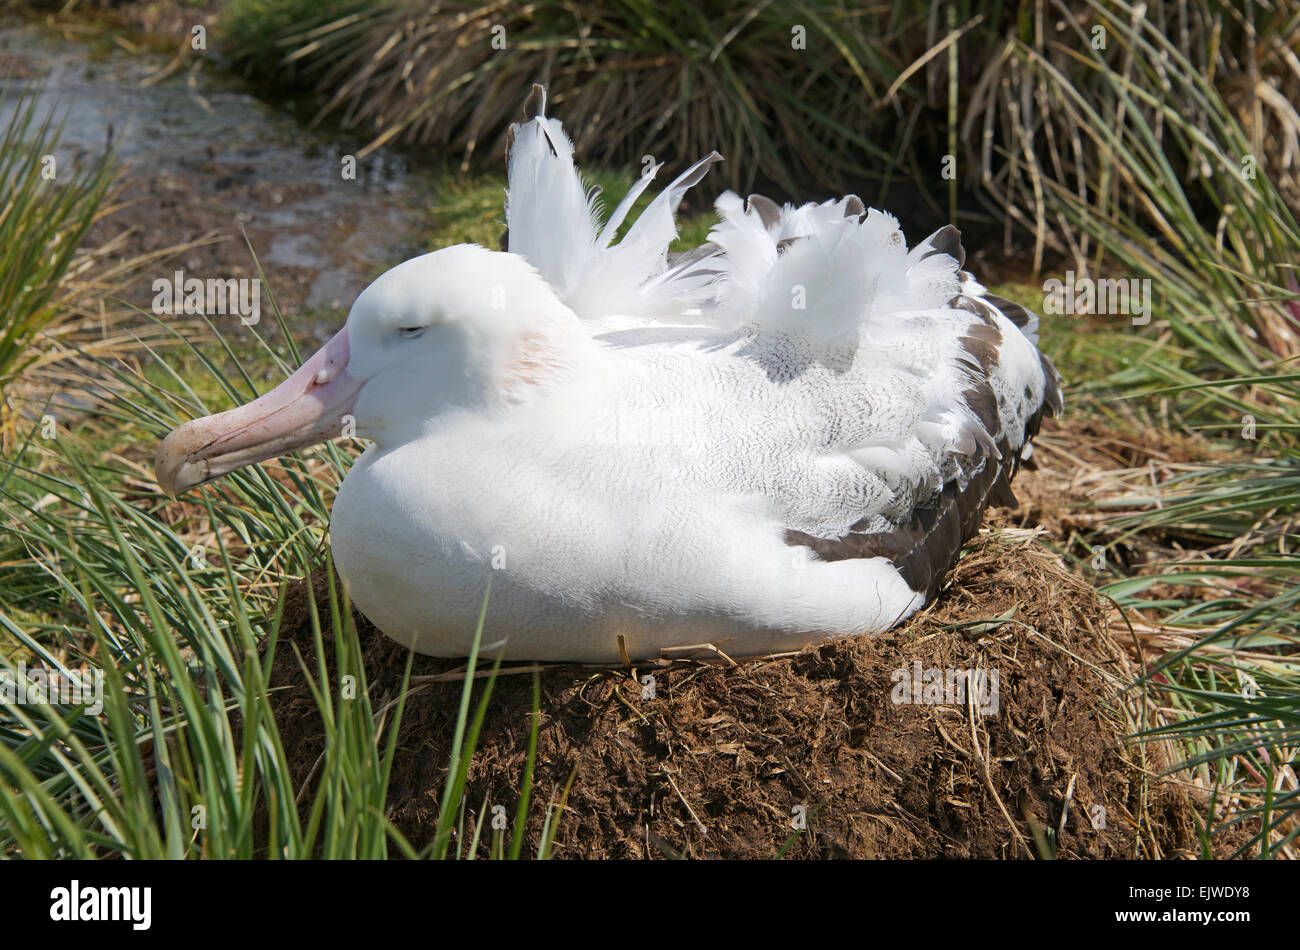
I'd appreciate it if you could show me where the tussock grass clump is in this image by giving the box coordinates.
[1023,0,1300,374]
[223,0,904,196]
[0,88,115,400]
[0,274,569,857]
[221,0,1300,240]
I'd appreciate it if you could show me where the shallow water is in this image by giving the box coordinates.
[0,17,434,316]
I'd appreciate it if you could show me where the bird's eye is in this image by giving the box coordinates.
[398,326,425,339]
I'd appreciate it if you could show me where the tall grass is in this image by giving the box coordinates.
[966,0,1300,269]
[0,88,115,398]
[1022,0,1300,856]
[1021,0,1300,376]
[221,0,375,85]
[0,294,565,858]
[220,0,1300,239]
[222,0,901,196]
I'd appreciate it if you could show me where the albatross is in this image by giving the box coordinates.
[156,86,1062,663]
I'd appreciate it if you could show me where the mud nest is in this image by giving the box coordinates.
[264,515,1215,859]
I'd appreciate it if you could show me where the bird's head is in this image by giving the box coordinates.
[155,244,580,495]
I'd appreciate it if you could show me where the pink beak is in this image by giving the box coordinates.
[155,328,361,496]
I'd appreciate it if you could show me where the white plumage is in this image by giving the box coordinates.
[156,84,1061,662]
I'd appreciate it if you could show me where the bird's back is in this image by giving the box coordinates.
[580,260,1060,600]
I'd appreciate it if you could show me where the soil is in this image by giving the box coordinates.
[87,170,342,320]
[264,495,1224,859]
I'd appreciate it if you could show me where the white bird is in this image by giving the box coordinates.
[157,85,1061,663]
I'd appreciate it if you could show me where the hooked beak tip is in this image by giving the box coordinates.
[155,421,209,497]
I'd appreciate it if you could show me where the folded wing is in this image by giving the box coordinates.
[502,87,1062,605]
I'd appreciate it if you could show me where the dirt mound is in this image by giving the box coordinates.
[266,529,1209,858]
